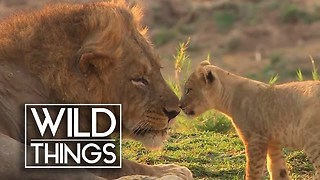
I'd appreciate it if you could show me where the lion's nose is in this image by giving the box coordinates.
[163,108,180,121]
[179,103,186,111]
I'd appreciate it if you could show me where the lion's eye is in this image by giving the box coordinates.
[131,77,149,87]
[185,88,192,95]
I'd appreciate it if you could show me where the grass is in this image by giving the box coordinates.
[123,126,315,179]
[122,42,319,179]
[123,130,246,180]
[296,68,304,81]
[310,56,319,80]
[296,56,320,81]
[268,74,279,85]
[194,111,233,134]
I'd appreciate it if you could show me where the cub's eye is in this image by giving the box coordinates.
[131,77,149,87]
[185,88,192,95]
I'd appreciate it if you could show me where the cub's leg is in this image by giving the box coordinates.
[267,144,290,180]
[308,148,320,180]
[305,141,320,180]
[302,118,320,180]
[244,140,268,180]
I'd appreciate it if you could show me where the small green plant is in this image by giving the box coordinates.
[214,12,236,32]
[174,38,191,93]
[296,68,304,81]
[310,56,319,80]
[281,5,302,23]
[268,74,279,85]
[281,4,315,24]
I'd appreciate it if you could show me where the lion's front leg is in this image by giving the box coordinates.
[95,159,192,180]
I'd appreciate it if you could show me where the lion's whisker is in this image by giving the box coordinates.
[131,120,151,136]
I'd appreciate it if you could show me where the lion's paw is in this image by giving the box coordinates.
[115,174,188,180]
[114,164,192,180]
[115,175,157,180]
[155,164,193,180]
[158,175,188,180]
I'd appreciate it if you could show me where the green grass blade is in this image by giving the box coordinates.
[310,56,319,80]
[268,74,279,85]
[296,68,304,81]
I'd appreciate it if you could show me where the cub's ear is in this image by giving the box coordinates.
[199,60,211,67]
[205,70,215,84]
[197,66,215,84]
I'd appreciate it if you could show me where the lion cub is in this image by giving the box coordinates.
[180,61,320,180]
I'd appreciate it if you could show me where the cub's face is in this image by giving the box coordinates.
[180,61,220,117]
[180,72,211,117]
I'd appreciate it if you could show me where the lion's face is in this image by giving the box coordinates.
[74,11,180,149]
[180,61,221,117]
[33,3,183,149]
[110,33,181,149]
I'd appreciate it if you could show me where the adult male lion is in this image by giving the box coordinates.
[0,1,192,179]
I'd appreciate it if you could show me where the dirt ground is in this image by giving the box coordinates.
[1,0,320,82]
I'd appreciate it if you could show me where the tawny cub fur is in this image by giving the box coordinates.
[180,61,320,180]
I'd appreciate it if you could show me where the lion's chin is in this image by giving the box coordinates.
[134,129,169,149]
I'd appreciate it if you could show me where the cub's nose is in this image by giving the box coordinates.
[163,108,180,121]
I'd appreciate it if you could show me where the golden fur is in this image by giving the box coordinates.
[180,61,320,180]
[0,1,192,179]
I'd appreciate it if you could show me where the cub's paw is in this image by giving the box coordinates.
[155,164,193,180]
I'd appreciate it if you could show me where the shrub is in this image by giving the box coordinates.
[214,12,236,32]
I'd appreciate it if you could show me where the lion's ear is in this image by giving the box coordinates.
[77,36,122,76]
[77,48,108,76]
[78,51,97,75]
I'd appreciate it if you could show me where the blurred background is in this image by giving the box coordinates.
[1,0,320,83]
[1,1,319,179]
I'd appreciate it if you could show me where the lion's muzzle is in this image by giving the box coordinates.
[163,108,180,121]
